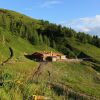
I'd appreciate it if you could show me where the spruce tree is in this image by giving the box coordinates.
[39,34,43,44]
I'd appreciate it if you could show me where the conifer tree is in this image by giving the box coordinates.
[39,34,43,44]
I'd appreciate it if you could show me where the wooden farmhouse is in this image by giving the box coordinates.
[32,51,66,62]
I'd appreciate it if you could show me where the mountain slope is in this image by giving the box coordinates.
[0,9,100,62]
[66,38,100,63]
[0,9,100,100]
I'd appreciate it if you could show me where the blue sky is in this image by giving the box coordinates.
[0,0,100,36]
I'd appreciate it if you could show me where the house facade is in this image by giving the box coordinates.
[32,51,66,62]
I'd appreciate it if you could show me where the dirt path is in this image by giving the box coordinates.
[1,47,13,66]
[26,61,48,82]
[32,62,48,77]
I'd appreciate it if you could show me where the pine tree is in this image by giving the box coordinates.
[47,38,50,46]
[33,31,39,45]
[43,35,47,44]
[52,40,56,49]
[39,34,43,44]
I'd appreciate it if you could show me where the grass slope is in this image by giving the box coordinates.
[0,27,56,62]
[1,61,100,100]
[51,62,100,98]
[67,38,100,63]
[0,9,100,100]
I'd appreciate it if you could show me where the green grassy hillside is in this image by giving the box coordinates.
[67,38,100,63]
[0,26,56,61]
[0,9,100,100]
[1,60,100,100]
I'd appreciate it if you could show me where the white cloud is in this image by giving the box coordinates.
[61,15,100,37]
[80,27,90,32]
[41,0,61,8]
[80,15,100,26]
[23,8,33,11]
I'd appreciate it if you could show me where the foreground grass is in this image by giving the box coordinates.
[51,62,100,98]
[0,60,100,100]
[0,59,61,100]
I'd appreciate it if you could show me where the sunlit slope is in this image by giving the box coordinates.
[67,38,100,63]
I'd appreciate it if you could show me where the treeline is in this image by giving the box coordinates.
[0,9,100,57]
[77,32,100,47]
[39,20,100,47]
